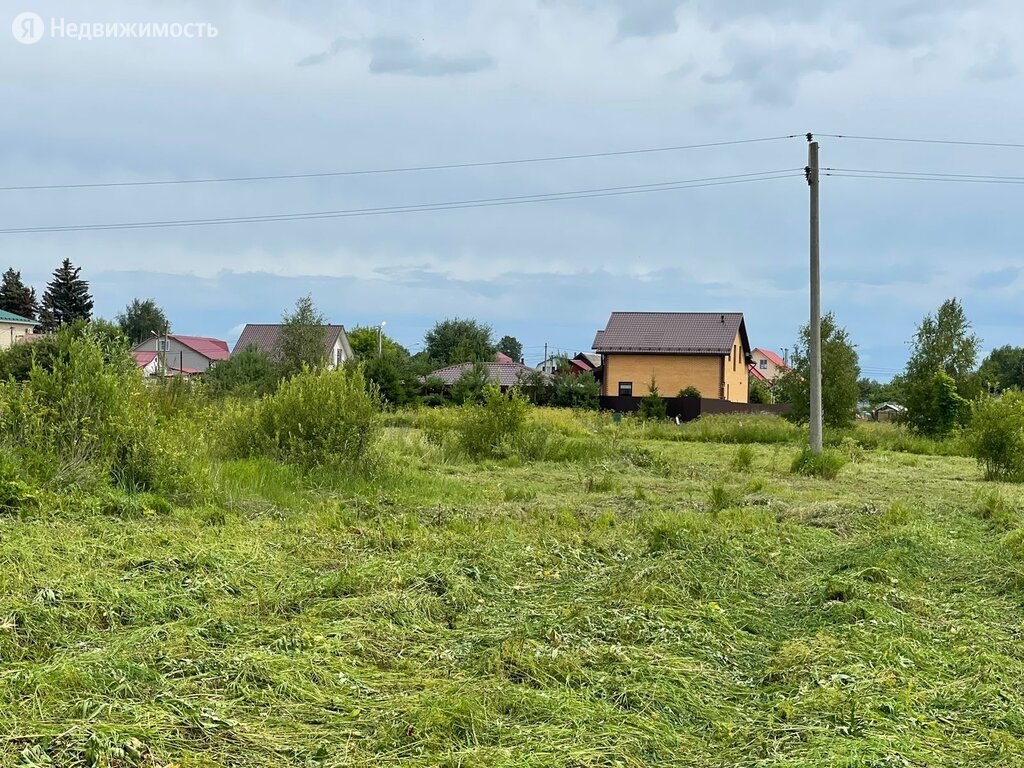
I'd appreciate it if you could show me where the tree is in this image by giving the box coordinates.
[0,268,38,321]
[347,325,408,359]
[450,362,491,405]
[424,318,494,367]
[978,345,1024,393]
[278,295,327,378]
[497,335,523,362]
[204,344,279,397]
[638,377,667,420]
[776,312,860,428]
[116,298,170,344]
[903,298,980,434]
[967,390,1024,481]
[38,259,94,331]
[551,370,599,409]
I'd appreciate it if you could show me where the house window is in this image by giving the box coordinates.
[618,381,632,397]
[759,359,768,369]
[156,338,169,352]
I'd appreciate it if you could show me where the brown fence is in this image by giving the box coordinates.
[598,396,790,422]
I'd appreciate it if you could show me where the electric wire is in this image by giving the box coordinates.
[0,169,802,235]
[0,135,802,192]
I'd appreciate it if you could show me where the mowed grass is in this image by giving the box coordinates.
[3,419,1024,766]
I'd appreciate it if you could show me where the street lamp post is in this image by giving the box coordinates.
[378,321,387,357]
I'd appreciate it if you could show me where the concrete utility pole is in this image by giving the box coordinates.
[807,135,823,454]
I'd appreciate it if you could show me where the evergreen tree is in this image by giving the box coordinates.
[38,259,94,332]
[0,268,38,320]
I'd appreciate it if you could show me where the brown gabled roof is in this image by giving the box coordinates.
[426,361,549,388]
[593,312,750,356]
[231,323,353,361]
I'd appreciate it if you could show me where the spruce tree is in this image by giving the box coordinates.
[38,259,94,332]
[0,268,38,320]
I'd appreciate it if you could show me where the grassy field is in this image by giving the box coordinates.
[3,413,1024,767]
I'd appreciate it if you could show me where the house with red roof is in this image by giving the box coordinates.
[750,348,790,383]
[132,334,230,376]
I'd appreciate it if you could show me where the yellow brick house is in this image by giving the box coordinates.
[593,311,752,403]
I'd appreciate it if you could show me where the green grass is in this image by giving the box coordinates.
[4,418,1024,766]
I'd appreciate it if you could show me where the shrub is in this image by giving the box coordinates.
[678,386,702,398]
[551,371,600,410]
[219,364,381,468]
[454,386,528,459]
[204,344,279,397]
[707,481,734,511]
[0,452,37,515]
[790,447,846,479]
[732,445,754,472]
[0,325,198,498]
[966,391,1024,481]
[638,378,667,421]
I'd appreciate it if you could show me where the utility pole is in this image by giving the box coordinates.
[544,342,548,371]
[806,135,823,454]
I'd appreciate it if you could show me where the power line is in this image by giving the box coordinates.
[825,171,1024,185]
[825,167,1024,182]
[0,169,802,235]
[0,135,802,192]
[818,133,1024,149]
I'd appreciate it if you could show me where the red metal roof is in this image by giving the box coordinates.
[748,363,769,382]
[494,351,515,363]
[171,335,229,361]
[593,312,749,356]
[133,350,157,367]
[754,348,788,369]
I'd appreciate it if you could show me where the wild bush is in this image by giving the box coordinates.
[0,325,199,498]
[454,385,528,459]
[731,445,755,472]
[678,386,702,398]
[218,364,381,468]
[966,391,1024,481]
[790,447,846,479]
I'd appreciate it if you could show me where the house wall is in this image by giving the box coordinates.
[602,354,724,400]
[752,351,786,381]
[601,330,749,404]
[329,338,348,368]
[133,338,215,372]
[1,322,34,350]
[724,330,749,403]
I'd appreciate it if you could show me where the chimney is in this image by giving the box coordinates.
[720,314,724,323]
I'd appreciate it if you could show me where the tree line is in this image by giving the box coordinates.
[1,259,171,343]
[774,297,1018,438]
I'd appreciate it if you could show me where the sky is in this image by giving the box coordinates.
[2,0,1022,378]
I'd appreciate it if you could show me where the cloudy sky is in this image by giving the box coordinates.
[3,0,1022,376]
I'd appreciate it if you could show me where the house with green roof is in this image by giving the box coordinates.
[0,309,35,349]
